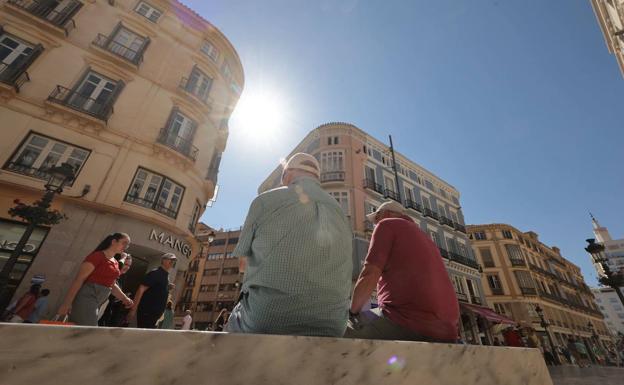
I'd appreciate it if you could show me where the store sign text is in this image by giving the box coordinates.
[149,229,191,257]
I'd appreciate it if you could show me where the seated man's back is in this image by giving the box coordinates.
[228,176,353,337]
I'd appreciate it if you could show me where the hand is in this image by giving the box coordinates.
[58,303,71,316]
[123,298,134,308]
[348,310,361,330]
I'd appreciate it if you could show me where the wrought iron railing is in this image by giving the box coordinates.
[470,295,482,305]
[440,216,454,227]
[0,64,31,92]
[423,207,439,220]
[179,76,209,102]
[384,189,400,202]
[520,287,537,295]
[320,171,345,182]
[405,199,422,212]
[449,252,480,270]
[456,293,469,303]
[491,287,504,295]
[453,222,467,233]
[156,127,199,161]
[92,33,143,65]
[438,247,449,259]
[510,259,527,267]
[124,195,178,218]
[363,178,383,194]
[47,85,114,121]
[7,0,80,35]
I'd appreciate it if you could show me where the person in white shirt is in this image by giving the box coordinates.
[181,309,193,330]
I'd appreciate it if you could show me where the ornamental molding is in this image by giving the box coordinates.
[42,101,106,133]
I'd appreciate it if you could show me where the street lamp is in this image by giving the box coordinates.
[534,304,560,365]
[0,163,76,311]
[207,231,216,244]
[585,238,624,307]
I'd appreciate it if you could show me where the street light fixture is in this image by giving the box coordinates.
[585,238,624,307]
[207,231,216,244]
[534,304,560,365]
[0,163,76,311]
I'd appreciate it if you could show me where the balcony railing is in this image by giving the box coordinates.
[520,287,537,295]
[384,189,400,202]
[179,76,209,102]
[47,85,114,122]
[440,216,454,228]
[92,33,143,65]
[509,259,527,267]
[156,127,199,161]
[363,178,383,194]
[456,293,469,303]
[124,195,178,218]
[0,64,31,92]
[449,252,480,270]
[423,207,439,220]
[320,171,345,183]
[470,295,482,305]
[7,0,80,35]
[405,199,422,212]
[491,287,504,295]
[438,247,449,259]
[453,222,466,233]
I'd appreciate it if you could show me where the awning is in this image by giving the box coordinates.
[460,303,517,325]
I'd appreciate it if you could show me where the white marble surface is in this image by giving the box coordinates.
[0,323,553,385]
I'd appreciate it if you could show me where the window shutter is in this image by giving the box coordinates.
[6,43,43,84]
[138,36,151,64]
[104,79,125,120]
[164,107,179,131]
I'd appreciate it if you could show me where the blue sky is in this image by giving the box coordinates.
[187,0,624,286]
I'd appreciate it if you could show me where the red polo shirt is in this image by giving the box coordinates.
[365,216,459,341]
[84,251,120,288]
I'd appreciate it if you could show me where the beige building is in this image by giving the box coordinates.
[175,223,242,329]
[468,223,612,350]
[0,0,243,311]
[591,0,624,76]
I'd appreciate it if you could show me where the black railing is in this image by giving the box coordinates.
[405,199,422,212]
[528,263,558,279]
[456,293,469,303]
[510,259,527,267]
[93,33,143,65]
[0,64,30,92]
[124,195,178,218]
[4,162,56,181]
[363,178,383,194]
[450,252,480,270]
[384,189,400,202]
[47,85,114,121]
[156,127,199,161]
[470,295,482,305]
[423,207,439,220]
[7,0,80,35]
[453,222,467,233]
[491,287,504,295]
[438,247,449,259]
[440,216,454,228]
[520,287,537,295]
[179,77,209,102]
[321,171,345,183]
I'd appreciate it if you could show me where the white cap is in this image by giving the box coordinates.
[283,153,320,179]
[366,200,406,222]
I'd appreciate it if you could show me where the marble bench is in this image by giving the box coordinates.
[0,324,553,385]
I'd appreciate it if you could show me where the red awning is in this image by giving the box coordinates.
[460,303,517,325]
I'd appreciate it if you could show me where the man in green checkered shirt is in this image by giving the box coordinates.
[225,153,353,337]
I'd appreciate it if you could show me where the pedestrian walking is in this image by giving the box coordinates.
[225,153,353,337]
[344,200,459,343]
[181,309,193,330]
[7,284,40,322]
[58,233,134,326]
[98,253,133,327]
[128,253,176,328]
[26,288,50,323]
[158,301,174,329]
[574,339,590,368]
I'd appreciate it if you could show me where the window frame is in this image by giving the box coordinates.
[134,1,163,23]
[124,167,186,219]
[200,40,220,62]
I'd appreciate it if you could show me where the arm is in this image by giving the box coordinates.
[350,264,382,313]
[111,283,133,307]
[58,262,95,315]
[129,284,148,315]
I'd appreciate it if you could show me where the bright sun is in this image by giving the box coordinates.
[231,88,285,142]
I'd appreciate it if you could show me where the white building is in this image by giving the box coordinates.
[591,215,624,276]
[591,0,624,77]
[592,287,624,336]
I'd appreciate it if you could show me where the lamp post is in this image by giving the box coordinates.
[535,304,560,365]
[585,238,624,307]
[0,163,75,311]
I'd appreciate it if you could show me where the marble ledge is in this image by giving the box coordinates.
[0,323,553,385]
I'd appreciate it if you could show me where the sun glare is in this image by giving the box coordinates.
[231,88,286,142]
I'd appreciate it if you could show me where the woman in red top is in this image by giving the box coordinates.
[9,284,40,322]
[58,233,134,326]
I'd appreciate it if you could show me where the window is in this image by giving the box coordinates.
[474,231,487,240]
[505,244,525,265]
[320,151,344,172]
[365,166,376,182]
[457,243,468,257]
[384,176,395,192]
[211,238,226,246]
[479,248,495,267]
[487,274,503,290]
[222,267,239,275]
[429,231,441,248]
[0,33,42,88]
[221,61,232,80]
[158,109,198,158]
[63,70,123,119]
[5,132,90,183]
[333,136,339,145]
[502,230,513,239]
[188,201,202,233]
[365,202,378,215]
[493,303,508,315]
[609,298,618,303]
[207,253,224,260]
[329,191,349,215]
[184,66,213,102]
[135,1,162,22]
[200,284,216,292]
[203,268,219,276]
[196,302,214,312]
[452,275,465,294]
[105,26,149,64]
[125,168,185,218]
[227,237,239,245]
[514,270,535,289]
[200,40,220,62]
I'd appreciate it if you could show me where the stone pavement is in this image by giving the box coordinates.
[549,365,624,385]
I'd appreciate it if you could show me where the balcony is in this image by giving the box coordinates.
[520,287,537,296]
[423,207,439,220]
[363,178,383,195]
[0,60,35,92]
[405,199,422,212]
[384,189,400,202]
[470,295,482,305]
[92,34,144,65]
[491,287,504,296]
[449,252,480,270]
[509,259,527,267]
[179,76,210,104]
[124,195,178,218]
[438,247,449,259]
[7,0,81,36]
[440,216,454,228]
[453,222,467,233]
[456,293,469,303]
[320,171,345,183]
[156,127,199,161]
[47,85,114,122]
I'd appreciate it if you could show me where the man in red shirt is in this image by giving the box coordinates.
[345,201,459,342]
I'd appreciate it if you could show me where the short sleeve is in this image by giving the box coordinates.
[84,251,104,267]
[232,197,263,258]
[364,220,394,270]
[142,270,158,287]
